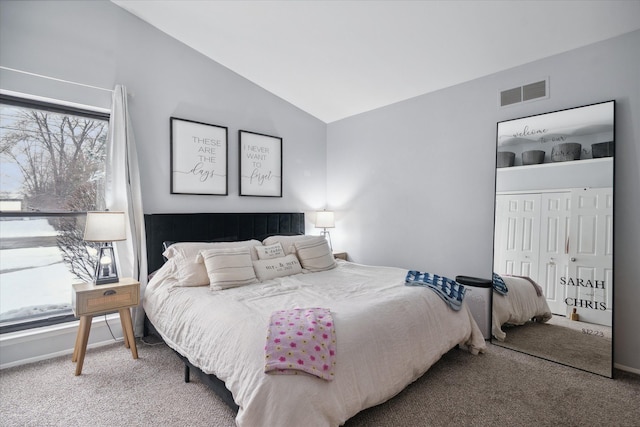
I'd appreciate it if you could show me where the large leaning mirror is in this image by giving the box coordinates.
[492,101,614,377]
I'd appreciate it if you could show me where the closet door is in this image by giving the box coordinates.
[537,192,571,315]
[494,194,541,279]
[566,187,613,326]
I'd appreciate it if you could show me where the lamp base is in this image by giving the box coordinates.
[93,243,120,285]
[95,276,120,285]
[321,229,333,251]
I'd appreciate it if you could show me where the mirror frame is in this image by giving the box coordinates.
[492,100,614,377]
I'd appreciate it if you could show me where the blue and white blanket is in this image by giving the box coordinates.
[405,271,466,311]
[492,272,508,295]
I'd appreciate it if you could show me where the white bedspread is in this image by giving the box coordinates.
[144,261,486,427]
[492,275,553,341]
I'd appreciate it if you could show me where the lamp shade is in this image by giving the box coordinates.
[315,211,335,229]
[83,211,127,242]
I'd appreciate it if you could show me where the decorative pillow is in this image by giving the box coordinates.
[162,237,238,258]
[263,235,316,255]
[164,240,261,287]
[294,236,336,272]
[197,247,258,290]
[255,242,285,260]
[255,232,304,242]
[253,254,303,281]
[163,240,261,261]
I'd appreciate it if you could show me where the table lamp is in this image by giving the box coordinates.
[315,210,335,251]
[83,211,126,285]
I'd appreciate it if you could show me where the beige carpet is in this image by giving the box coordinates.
[1,338,638,426]
[495,315,612,377]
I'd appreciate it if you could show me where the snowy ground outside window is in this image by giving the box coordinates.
[0,218,77,323]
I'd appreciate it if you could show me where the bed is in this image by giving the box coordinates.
[491,274,553,341]
[143,212,486,427]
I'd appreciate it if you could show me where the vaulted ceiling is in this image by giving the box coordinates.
[112,1,640,123]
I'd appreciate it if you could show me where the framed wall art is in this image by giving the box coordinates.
[239,130,282,197]
[170,117,228,195]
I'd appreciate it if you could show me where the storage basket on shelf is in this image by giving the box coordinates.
[497,151,515,168]
[591,141,614,158]
[522,150,545,165]
[551,143,581,162]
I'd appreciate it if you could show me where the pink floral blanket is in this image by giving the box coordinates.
[264,308,336,381]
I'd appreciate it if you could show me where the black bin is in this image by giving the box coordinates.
[456,275,492,340]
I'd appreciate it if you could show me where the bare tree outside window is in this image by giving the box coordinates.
[0,108,107,211]
[0,99,109,328]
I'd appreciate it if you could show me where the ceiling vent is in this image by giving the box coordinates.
[499,77,549,107]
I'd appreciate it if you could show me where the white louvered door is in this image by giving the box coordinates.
[495,188,613,326]
[565,188,613,327]
[537,192,571,316]
[493,194,541,280]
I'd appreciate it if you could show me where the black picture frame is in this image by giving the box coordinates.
[170,117,228,195]
[239,130,282,197]
[492,100,615,377]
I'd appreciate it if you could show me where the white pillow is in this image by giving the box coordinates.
[253,254,303,281]
[255,242,285,260]
[197,247,258,290]
[164,240,261,287]
[163,240,261,261]
[294,236,336,272]
[262,235,316,255]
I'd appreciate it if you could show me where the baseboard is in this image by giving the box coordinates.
[614,363,640,376]
[0,314,124,370]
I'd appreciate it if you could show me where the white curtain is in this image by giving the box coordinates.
[106,85,148,336]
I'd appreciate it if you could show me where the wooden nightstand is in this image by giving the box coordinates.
[333,251,348,261]
[71,278,140,376]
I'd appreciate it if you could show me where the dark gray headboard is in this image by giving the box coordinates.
[144,212,305,273]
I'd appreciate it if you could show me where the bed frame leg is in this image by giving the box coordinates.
[184,364,190,383]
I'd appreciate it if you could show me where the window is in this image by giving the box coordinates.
[0,95,109,333]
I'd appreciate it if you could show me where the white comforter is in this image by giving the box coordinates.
[492,275,553,341]
[144,261,486,427]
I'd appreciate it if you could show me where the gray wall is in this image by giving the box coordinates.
[1,1,638,372]
[327,30,640,372]
[0,0,328,228]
